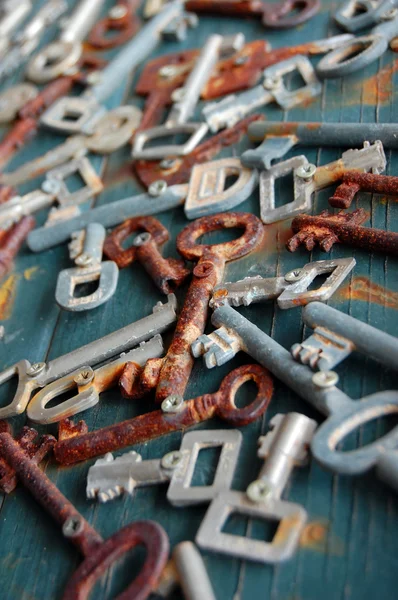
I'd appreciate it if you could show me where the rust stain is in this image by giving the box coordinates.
[23,266,39,281]
[361,62,398,105]
[337,276,398,309]
[300,520,344,556]
[259,220,292,255]
[0,274,20,320]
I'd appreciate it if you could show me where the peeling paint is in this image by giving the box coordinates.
[23,266,40,281]
[0,274,20,320]
[337,276,398,309]
[300,520,344,556]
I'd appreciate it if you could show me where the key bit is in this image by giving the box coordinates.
[287,209,398,255]
[196,413,317,563]
[103,216,189,294]
[329,171,398,209]
[191,327,243,369]
[291,328,354,371]
[0,423,56,494]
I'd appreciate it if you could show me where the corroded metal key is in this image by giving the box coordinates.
[328,171,398,209]
[87,0,140,50]
[196,412,317,563]
[54,364,273,465]
[0,432,169,599]
[103,216,190,294]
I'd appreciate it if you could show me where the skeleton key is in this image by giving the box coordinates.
[87,0,140,50]
[0,0,68,82]
[26,0,107,84]
[0,105,142,187]
[86,429,242,504]
[27,336,164,424]
[334,0,398,31]
[0,216,35,280]
[54,364,273,465]
[287,209,398,255]
[292,301,398,372]
[185,0,320,28]
[132,34,236,160]
[0,156,103,231]
[210,258,356,310]
[196,412,317,563]
[192,303,398,486]
[0,295,177,419]
[121,212,264,403]
[103,216,190,294]
[0,432,170,599]
[40,1,195,136]
[203,55,322,133]
[329,171,398,209]
[133,114,262,189]
[0,421,55,494]
[55,223,119,312]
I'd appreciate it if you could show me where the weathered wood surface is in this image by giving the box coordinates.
[0,0,397,598]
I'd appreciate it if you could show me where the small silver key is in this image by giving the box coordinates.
[202,55,322,133]
[196,412,317,563]
[26,0,106,83]
[55,223,119,313]
[210,258,356,310]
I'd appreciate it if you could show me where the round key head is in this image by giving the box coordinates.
[88,3,139,50]
[316,34,388,78]
[176,212,264,262]
[262,0,321,29]
[62,520,169,600]
[216,364,274,426]
[26,42,83,84]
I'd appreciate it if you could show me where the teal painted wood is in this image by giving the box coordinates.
[0,0,397,598]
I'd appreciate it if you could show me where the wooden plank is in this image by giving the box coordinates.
[0,0,397,598]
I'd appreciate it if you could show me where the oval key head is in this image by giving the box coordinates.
[216,364,274,426]
[62,520,169,600]
[27,41,83,84]
[311,391,398,475]
[262,0,321,28]
[176,212,264,262]
[88,3,139,50]
[316,35,388,78]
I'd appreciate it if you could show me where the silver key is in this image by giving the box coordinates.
[196,413,317,563]
[0,294,177,419]
[202,55,322,133]
[210,258,356,310]
[0,156,103,231]
[173,542,217,600]
[0,1,31,46]
[40,1,195,135]
[1,106,142,187]
[26,0,106,83]
[132,34,244,160]
[0,83,38,124]
[55,223,119,312]
[0,0,67,81]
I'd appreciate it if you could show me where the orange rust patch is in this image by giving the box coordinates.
[360,61,398,105]
[0,274,20,320]
[300,520,344,556]
[23,266,39,281]
[337,276,398,309]
[259,220,293,255]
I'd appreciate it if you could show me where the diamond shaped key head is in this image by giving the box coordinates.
[87,451,143,502]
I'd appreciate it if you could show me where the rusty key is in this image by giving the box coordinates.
[329,172,398,209]
[88,0,141,50]
[185,0,320,29]
[0,421,55,494]
[103,216,190,294]
[287,209,398,255]
[0,432,169,599]
[54,364,273,465]
[133,114,262,188]
[0,215,35,280]
[121,212,264,403]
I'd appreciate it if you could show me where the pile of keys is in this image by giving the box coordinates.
[0,0,397,598]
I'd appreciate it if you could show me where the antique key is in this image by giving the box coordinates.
[26,0,107,83]
[87,0,140,50]
[202,55,322,133]
[328,171,398,209]
[132,34,239,160]
[0,0,68,82]
[86,429,242,504]
[56,223,119,312]
[185,0,320,28]
[120,212,264,403]
[196,412,317,563]
[40,1,195,135]
[210,258,356,310]
[287,209,398,255]
[0,294,177,419]
[54,363,273,465]
[334,0,398,31]
[103,216,190,294]
[0,156,103,231]
[0,432,170,599]
[0,105,142,187]
[0,216,35,280]
[192,303,398,487]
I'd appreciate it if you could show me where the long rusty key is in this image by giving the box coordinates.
[121,212,264,403]
[54,364,273,465]
[0,432,169,599]
[103,216,190,294]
